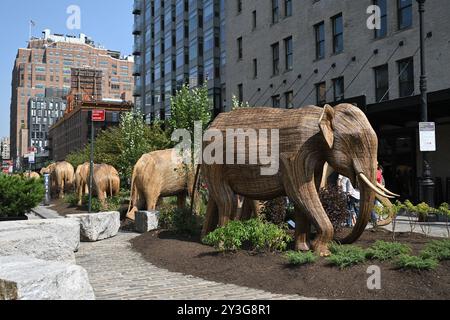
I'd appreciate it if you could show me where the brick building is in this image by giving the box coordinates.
[48,100,133,161]
[10,29,134,166]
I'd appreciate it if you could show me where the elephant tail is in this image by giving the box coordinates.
[190,164,201,215]
[127,168,138,216]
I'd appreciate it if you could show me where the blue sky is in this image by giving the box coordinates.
[0,0,134,138]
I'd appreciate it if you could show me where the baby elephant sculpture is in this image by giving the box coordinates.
[202,104,396,257]
[76,163,120,208]
[41,162,75,199]
[126,149,195,221]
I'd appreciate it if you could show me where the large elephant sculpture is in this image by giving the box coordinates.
[76,163,120,208]
[41,162,74,199]
[201,104,396,256]
[126,149,195,221]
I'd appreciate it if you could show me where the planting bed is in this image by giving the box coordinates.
[131,228,450,300]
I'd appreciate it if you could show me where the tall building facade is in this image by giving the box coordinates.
[226,0,450,203]
[28,96,67,158]
[10,29,134,165]
[1,137,10,161]
[132,0,225,121]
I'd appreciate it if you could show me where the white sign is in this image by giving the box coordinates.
[28,152,35,164]
[419,122,436,152]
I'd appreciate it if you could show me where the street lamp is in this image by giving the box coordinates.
[417,0,435,207]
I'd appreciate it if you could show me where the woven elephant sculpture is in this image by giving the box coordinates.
[76,163,120,208]
[126,149,195,221]
[201,104,396,257]
[41,161,75,199]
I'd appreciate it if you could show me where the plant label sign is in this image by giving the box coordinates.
[92,110,106,122]
[419,122,436,152]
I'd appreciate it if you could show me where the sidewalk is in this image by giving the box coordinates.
[378,215,450,238]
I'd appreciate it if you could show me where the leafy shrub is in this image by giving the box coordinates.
[366,241,412,261]
[158,202,176,230]
[203,220,249,251]
[202,219,292,252]
[327,243,367,269]
[394,255,439,271]
[285,251,318,266]
[245,219,292,251]
[0,175,45,217]
[420,240,450,261]
[319,187,350,232]
[172,208,203,236]
[260,198,287,225]
[64,193,123,212]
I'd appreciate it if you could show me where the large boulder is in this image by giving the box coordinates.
[0,219,80,252]
[69,212,120,242]
[0,230,75,263]
[0,256,95,300]
[135,211,159,233]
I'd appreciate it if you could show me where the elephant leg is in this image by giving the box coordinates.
[202,198,219,238]
[77,184,83,206]
[177,192,187,209]
[294,205,311,251]
[215,185,237,228]
[145,189,160,212]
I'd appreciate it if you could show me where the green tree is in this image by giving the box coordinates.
[169,84,212,134]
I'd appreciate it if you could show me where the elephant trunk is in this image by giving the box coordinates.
[339,170,377,244]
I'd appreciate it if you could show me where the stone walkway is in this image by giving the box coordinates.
[75,232,308,300]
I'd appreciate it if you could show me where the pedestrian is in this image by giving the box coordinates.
[339,175,360,227]
[372,164,386,224]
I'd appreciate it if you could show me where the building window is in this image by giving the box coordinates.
[374,0,387,38]
[284,36,293,71]
[238,83,243,103]
[285,0,292,17]
[333,77,345,102]
[398,0,412,30]
[272,42,280,76]
[253,59,258,78]
[252,10,257,29]
[398,57,414,97]
[285,91,293,109]
[272,95,281,108]
[314,22,325,60]
[374,64,389,102]
[237,0,242,14]
[237,37,243,60]
[272,0,279,24]
[332,13,344,54]
[316,82,326,105]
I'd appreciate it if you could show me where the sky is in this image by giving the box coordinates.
[0,0,134,138]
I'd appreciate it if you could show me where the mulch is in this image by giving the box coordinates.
[131,228,450,300]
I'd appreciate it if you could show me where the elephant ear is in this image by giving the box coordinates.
[319,105,335,149]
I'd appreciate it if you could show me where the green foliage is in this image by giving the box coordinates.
[394,255,439,271]
[169,84,212,134]
[438,203,450,217]
[202,219,292,252]
[0,175,45,217]
[366,241,412,261]
[231,95,250,110]
[327,243,367,269]
[172,208,203,236]
[64,192,125,213]
[285,251,318,266]
[65,111,172,182]
[420,240,450,261]
[260,198,287,225]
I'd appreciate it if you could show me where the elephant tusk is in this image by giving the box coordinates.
[376,182,400,197]
[358,174,395,199]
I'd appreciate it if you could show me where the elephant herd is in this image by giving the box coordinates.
[39,161,120,208]
[28,103,398,255]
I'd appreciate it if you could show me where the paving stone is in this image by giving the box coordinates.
[75,231,309,300]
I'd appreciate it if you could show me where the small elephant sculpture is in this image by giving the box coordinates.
[41,161,75,199]
[76,163,120,209]
[201,104,396,256]
[126,149,195,221]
